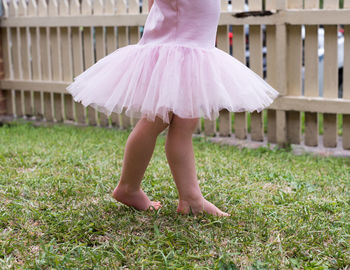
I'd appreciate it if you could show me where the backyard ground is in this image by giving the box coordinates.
[0,121,349,269]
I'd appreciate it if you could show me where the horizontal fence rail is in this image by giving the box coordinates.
[0,0,349,150]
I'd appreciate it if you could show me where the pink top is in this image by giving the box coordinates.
[138,0,221,49]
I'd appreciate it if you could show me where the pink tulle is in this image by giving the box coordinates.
[66,43,279,124]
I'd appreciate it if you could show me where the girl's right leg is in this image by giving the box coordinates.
[113,112,173,211]
[165,114,230,216]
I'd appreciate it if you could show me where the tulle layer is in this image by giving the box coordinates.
[66,43,280,124]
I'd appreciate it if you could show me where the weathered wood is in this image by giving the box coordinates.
[11,26,24,117]
[116,0,127,14]
[17,2,29,119]
[81,0,97,126]
[1,0,9,17]
[249,25,264,141]
[105,0,116,15]
[61,28,74,121]
[4,10,350,28]
[9,0,18,17]
[305,112,318,146]
[95,3,109,127]
[48,0,58,16]
[287,25,302,96]
[94,0,104,14]
[1,28,10,80]
[267,96,350,114]
[228,0,245,140]
[0,28,11,117]
[265,0,277,10]
[287,0,303,9]
[231,0,245,11]
[345,0,350,8]
[106,25,121,128]
[343,24,350,149]
[219,109,231,136]
[286,111,301,144]
[286,25,302,144]
[322,0,338,148]
[0,27,7,115]
[128,1,141,128]
[18,0,27,17]
[116,0,131,129]
[61,0,76,123]
[70,0,80,16]
[304,0,319,9]
[27,1,42,119]
[266,25,277,143]
[232,25,247,140]
[221,0,228,12]
[128,0,139,14]
[249,0,262,11]
[266,0,279,146]
[304,25,319,146]
[275,23,288,146]
[276,110,287,147]
[48,0,63,122]
[71,24,86,125]
[194,120,202,134]
[37,0,54,121]
[204,118,216,137]
[142,0,149,14]
[20,26,32,116]
[217,24,231,136]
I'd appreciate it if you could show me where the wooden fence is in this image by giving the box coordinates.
[0,0,349,149]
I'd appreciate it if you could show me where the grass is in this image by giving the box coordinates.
[0,121,349,269]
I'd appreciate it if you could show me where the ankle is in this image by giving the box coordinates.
[115,182,140,193]
[179,192,204,203]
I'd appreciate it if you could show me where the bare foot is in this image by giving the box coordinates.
[177,197,230,217]
[112,184,162,211]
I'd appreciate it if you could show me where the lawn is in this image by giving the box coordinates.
[0,121,349,269]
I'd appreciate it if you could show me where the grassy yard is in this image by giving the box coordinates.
[0,121,349,269]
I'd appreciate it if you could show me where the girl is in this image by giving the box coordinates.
[66,0,279,216]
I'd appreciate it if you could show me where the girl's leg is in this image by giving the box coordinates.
[165,114,229,216]
[113,112,173,211]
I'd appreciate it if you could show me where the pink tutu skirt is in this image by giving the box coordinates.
[66,0,280,124]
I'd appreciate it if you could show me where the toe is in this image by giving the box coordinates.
[149,201,162,210]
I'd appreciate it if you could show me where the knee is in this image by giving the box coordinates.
[169,115,199,134]
[139,115,170,135]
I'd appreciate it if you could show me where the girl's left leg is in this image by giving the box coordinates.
[165,114,230,216]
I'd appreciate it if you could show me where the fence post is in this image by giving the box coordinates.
[0,28,6,116]
[231,0,247,140]
[249,0,265,142]
[275,0,288,147]
[343,0,350,149]
[322,0,339,148]
[286,0,303,145]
